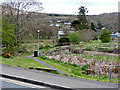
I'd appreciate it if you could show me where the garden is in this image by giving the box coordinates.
[1,29,119,83]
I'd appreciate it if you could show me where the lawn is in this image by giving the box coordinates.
[36,55,119,83]
[1,56,46,69]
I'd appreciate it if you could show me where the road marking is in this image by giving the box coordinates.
[0,77,46,88]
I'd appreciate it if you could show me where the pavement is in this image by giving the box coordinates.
[1,64,118,89]
[24,56,70,75]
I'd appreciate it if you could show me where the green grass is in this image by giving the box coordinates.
[79,40,118,49]
[71,53,118,62]
[79,54,118,62]
[1,56,46,69]
[39,47,55,53]
[36,55,119,83]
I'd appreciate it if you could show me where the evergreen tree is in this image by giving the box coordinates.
[91,22,96,32]
[97,20,102,29]
[71,6,89,30]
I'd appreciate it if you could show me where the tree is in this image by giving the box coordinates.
[71,20,80,31]
[2,0,43,44]
[67,32,80,44]
[97,20,102,29]
[2,15,17,47]
[80,29,96,42]
[2,15,19,55]
[71,6,89,30]
[99,29,111,43]
[91,22,96,32]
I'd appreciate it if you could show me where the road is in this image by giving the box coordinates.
[1,77,46,89]
[1,64,118,89]
[2,81,28,88]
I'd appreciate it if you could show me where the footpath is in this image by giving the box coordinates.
[1,64,118,89]
[24,56,70,75]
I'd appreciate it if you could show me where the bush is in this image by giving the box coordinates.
[39,44,44,49]
[82,65,89,70]
[62,74,68,76]
[2,50,11,58]
[94,34,98,40]
[58,37,70,46]
[70,75,74,77]
[58,37,70,43]
[50,70,60,74]
[82,71,86,74]
[68,32,80,44]
[72,64,78,67]
[86,46,93,51]
[99,29,111,43]
[7,46,19,56]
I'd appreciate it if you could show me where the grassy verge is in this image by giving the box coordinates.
[36,56,119,83]
[1,56,46,69]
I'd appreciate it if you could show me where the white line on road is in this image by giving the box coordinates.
[0,77,46,88]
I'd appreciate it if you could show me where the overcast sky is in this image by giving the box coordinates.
[41,0,119,15]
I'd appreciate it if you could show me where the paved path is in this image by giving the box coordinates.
[1,64,118,89]
[24,56,70,75]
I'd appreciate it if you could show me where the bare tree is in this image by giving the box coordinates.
[2,0,43,44]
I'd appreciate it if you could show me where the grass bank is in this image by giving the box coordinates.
[1,56,46,69]
[36,55,119,83]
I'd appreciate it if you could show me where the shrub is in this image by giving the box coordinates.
[70,75,74,77]
[58,37,70,46]
[72,64,78,67]
[82,71,86,74]
[62,74,68,76]
[82,65,89,70]
[94,34,98,40]
[99,29,111,43]
[68,32,80,44]
[2,50,11,58]
[39,44,44,49]
[101,74,108,79]
[74,72,81,76]
[50,70,60,74]
[86,46,93,51]
[58,37,70,43]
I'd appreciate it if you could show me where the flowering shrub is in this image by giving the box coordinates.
[2,50,11,58]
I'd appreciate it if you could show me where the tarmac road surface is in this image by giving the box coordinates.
[1,64,118,89]
[1,77,46,89]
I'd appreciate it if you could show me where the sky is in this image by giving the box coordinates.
[40,0,119,15]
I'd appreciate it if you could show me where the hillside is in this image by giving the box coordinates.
[87,12,118,32]
[47,13,118,32]
[2,5,118,32]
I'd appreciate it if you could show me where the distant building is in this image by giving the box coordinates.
[102,27,106,30]
[64,23,71,25]
[110,32,120,37]
[58,29,74,38]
